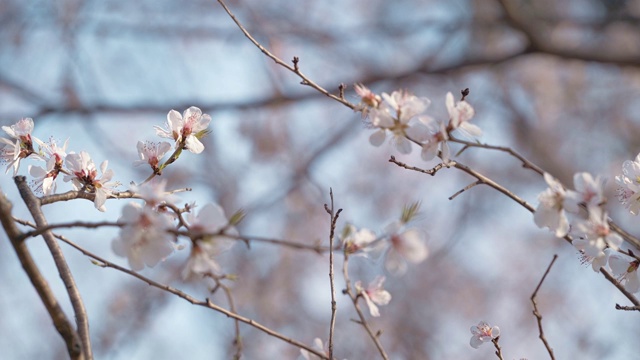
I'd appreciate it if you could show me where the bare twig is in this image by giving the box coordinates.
[615,304,640,311]
[14,176,93,359]
[324,188,343,360]
[388,156,450,176]
[492,337,504,360]
[18,221,122,242]
[448,136,544,175]
[531,255,558,360]
[49,231,329,360]
[216,0,357,110]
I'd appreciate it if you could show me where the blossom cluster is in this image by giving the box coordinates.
[339,204,428,317]
[1,108,236,279]
[534,171,640,292]
[355,84,481,163]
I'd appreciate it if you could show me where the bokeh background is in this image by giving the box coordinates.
[1,0,640,359]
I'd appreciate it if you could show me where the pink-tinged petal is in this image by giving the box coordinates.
[94,189,107,212]
[369,130,386,147]
[421,142,438,161]
[394,136,412,154]
[399,229,428,263]
[184,136,205,154]
[167,109,183,125]
[405,123,429,142]
[470,336,483,349]
[362,292,380,317]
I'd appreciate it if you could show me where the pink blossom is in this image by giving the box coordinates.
[534,173,570,237]
[63,151,120,211]
[470,321,500,349]
[384,221,428,274]
[111,203,175,271]
[155,106,210,154]
[355,276,392,317]
[133,140,171,173]
[0,117,39,174]
[608,252,640,293]
[446,92,481,139]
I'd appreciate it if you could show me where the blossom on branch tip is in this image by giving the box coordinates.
[470,321,500,349]
[615,153,640,215]
[0,117,40,174]
[133,140,171,173]
[368,90,431,154]
[608,252,640,293]
[155,106,211,154]
[341,224,379,256]
[355,276,391,317]
[534,173,570,237]
[354,83,381,117]
[111,203,175,271]
[445,92,481,139]
[63,151,120,211]
[28,137,68,195]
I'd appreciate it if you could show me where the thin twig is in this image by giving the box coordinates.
[210,276,243,359]
[449,180,482,200]
[50,232,329,360]
[615,304,640,311]
[324,188,343,360]
[492,337,504,360]
[216,0,357,110]
[388,156,449,176]
[448,136,544,175]
[18,221,122,242]
[531,255,558,360]
[14,176,93,359]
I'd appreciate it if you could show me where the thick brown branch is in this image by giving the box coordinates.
[0,183,82,358]
[15,176,93,359]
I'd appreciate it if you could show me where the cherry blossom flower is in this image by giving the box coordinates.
[182,203,237,279]
[368,90,430,154]
[341,224,379,256]
[418,115,450,163]
[355,276,392,317]
[354,83,381,117]
[608,252,640,293]
[445,92,481,139]
[573,207,622,257]
[130,179,175,209]
[155,106,211,154]
[470,321,500,349]
[111,203,175,271]
[384,221,428,274]
[564,172,606,213]
[63,151,120,211]
[133,140,172,173]
[534,173,570,237]
[0,118,39,174]
[576,247,609,273]
[28,137,68,195]
[615,153,640,215]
